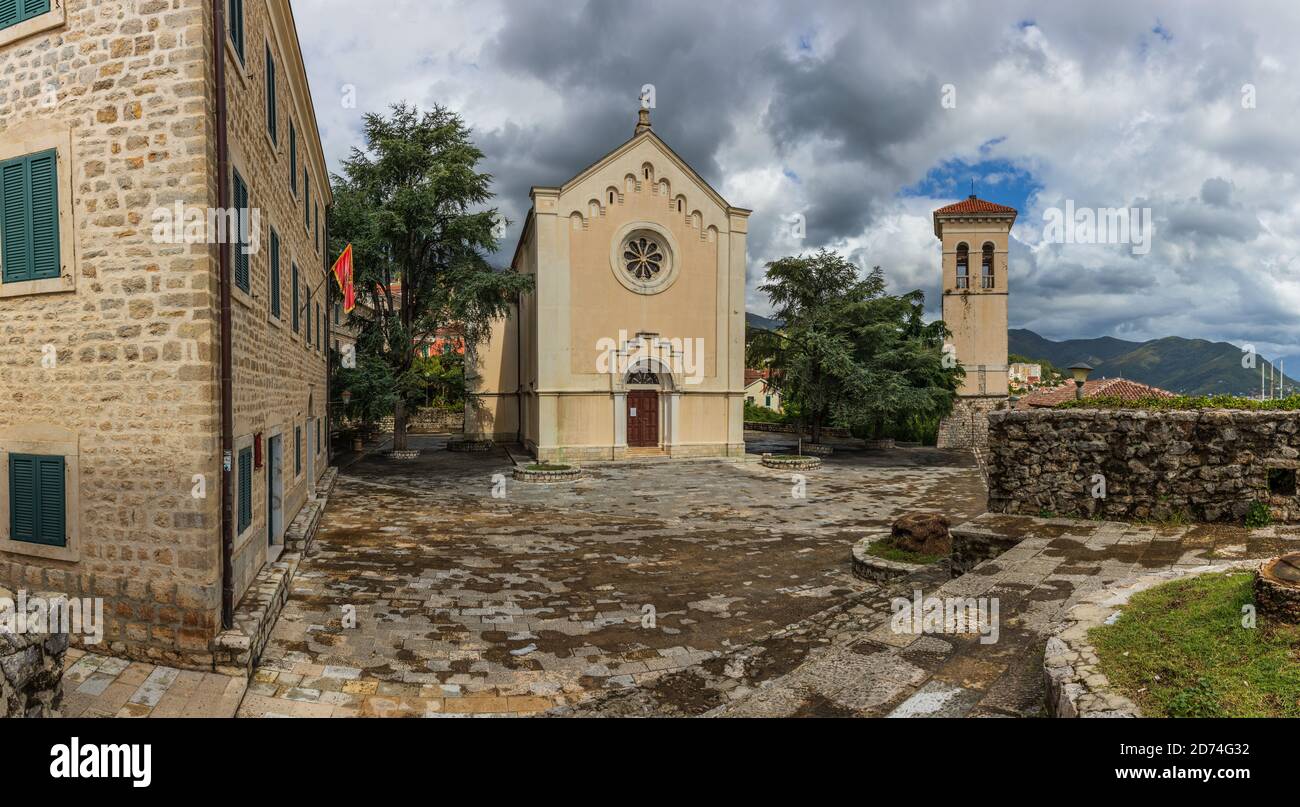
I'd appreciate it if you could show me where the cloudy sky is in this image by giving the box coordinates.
[295,0,1300,363]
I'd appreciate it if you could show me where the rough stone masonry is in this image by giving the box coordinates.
[987,408,1300,523]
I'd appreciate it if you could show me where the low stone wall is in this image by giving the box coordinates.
[372,408,465,435]
[1,591,68,718]
[988,408,1300,524]
[743,422,851,438]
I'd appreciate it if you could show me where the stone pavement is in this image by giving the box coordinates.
[238,433,987,717]
[565,515,1298,716]
[59,648,246,718]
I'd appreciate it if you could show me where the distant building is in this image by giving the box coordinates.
[744,369,781,413]
[1009,363,1042,385]
[1016,378,1176,408]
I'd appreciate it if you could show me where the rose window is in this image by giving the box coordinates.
[623,236,665,282]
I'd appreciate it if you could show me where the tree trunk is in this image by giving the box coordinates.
[394,399,408,451]
[811,416,822,445]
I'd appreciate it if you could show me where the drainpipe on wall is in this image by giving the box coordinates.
[213,0,235,630]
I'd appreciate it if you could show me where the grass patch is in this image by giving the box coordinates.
[1089,571,1300,717]
[526,464,573,472]
[865,540,943,565]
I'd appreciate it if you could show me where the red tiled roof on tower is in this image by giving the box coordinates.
[934,195,1019,216]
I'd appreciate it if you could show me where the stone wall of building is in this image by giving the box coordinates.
[220,0,332,604]
[0,0,331,668]
[988,408,1300,523]
[0,0,223,667]
[937,396,1006,449]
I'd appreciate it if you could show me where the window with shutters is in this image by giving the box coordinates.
[305,284,312,345]
[304,172,310,232]
[290,122,298,196]
[265,44,277,144]
[237,446,252,535]
[294,426,302,476]
[0,0,51,32]
[228,0,245,63]
[1,149,60,285]
[291,263,300,333]
[8,453,65,547]
[232,169,250,294]
[269,228,281,318]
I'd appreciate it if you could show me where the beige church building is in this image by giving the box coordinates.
[466,109,751,461]
[933,195,1017,449]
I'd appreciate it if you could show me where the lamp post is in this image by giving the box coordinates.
[1069,362,1093,401]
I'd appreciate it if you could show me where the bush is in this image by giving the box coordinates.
[743,400,786,423]
[1056,394,1300,411]
[1245,501,1272,528]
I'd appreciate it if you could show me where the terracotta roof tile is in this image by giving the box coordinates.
[1016,378,1176,409]
[934,196,1018,216]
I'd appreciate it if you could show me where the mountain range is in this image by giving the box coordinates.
[746,314,1295,397]
[1009,329,1297,397]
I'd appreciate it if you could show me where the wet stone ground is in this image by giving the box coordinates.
[237,434,987,717]
[566,515,1299,717]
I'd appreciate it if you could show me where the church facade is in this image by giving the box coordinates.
[466,110,751,461]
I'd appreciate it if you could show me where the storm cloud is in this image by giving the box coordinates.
[295,0,1300,361]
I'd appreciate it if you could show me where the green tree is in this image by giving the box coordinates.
[748,249,961,444]
[330,103,531,450]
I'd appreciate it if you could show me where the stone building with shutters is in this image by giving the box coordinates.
[465,108,750,461]
[0,0,331,667]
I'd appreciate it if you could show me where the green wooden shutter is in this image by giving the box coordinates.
[295,426,302,475]
[9,455,37,543]
[237,447,252,533]
[232,170,249,293]
[0,1,18,31]
[292,263,299,332]
[265,45,277,143]
[290,123,297,194]
[27,150,59,281]
[36,455,65,546]
[270,229,281,317]
[0,156,30,283]
[229,0,244,61]
[304,173,310,231]
[305,284,312,344]
[23,1,50,16]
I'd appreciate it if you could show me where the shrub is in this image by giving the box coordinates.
[1056,394,1300,411]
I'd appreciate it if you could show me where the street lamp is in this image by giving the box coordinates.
[1069,362,1093,401]
[341,390,352,406]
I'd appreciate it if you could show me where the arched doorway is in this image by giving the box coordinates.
[626,366,661,447]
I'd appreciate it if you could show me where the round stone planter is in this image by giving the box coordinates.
[384,449,421,460]
[851,533,929,583]
[760,454,823,471]
[801,443,834,457]
[447,439,494,453]
[351,438,364,452]
[513,465,583,483]
[1254,553,1300,624]
[861,438,896,450]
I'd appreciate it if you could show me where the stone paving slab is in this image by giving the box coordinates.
[565,514,1298,717]
[239,433,987,717]
[61,649,246,718]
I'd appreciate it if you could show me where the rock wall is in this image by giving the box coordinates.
[988,409,1300,523]
[1,592,68,718]
[937,396,1007,449]
[374,408,466,435]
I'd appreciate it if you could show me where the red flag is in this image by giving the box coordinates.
[331,244,356,313]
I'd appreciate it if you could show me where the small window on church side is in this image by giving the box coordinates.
[981,243,995,289]
[677,199,683,212]
[956,243,969,289]
[609,191,615,204]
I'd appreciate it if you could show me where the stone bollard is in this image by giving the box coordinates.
[1,587,70,718]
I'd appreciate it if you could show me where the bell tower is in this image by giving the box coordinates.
[934,195,1017,447]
